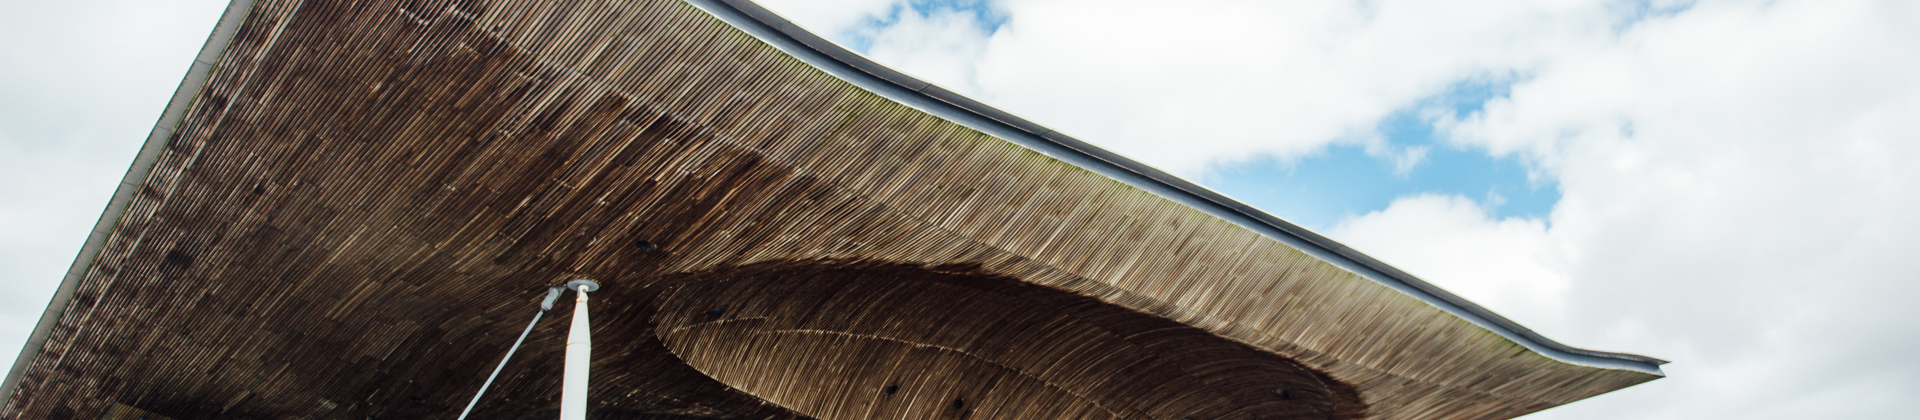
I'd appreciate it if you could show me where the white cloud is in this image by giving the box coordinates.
[861,6,995,95]
[852,0,1649,175]
[2,0,1915,418]
[0,0,229,377]
[775,0,1920,417]
[1329,195,1571,337]
[1333,1,1920,417]
[756,0,903,40]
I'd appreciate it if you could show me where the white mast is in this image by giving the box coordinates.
[560,280,598,420]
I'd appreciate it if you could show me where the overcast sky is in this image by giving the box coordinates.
[4,0,1918,418]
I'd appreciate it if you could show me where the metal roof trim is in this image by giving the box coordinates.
[0,0,262,404]
[689,0,1667,375]
[1,3,1663,407]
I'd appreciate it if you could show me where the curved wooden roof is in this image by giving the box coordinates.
[3,0,1661,419]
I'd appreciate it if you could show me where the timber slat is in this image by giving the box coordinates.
[2,0,1655,419]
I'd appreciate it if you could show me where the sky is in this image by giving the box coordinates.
[1,0,1917,418]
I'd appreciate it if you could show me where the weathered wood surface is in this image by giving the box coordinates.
[99,403,175,420]
[655,262,1363,420]
[2,0,1656,419]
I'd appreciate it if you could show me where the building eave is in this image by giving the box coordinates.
[0,0,261,401]
[685,0,1666,375]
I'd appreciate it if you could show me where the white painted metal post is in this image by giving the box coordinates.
[560,284,591,420]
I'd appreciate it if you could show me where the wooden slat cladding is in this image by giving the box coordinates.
[2,0,1654,419]
[653,262,1365,420]
[98,403,176,420]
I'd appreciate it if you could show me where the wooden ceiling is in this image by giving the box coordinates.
[1,0,1659,419]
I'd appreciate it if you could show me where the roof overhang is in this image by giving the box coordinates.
[4,0,1661,419]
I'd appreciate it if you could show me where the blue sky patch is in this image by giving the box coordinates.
[836,6,1554,231]
[1201,79,1557,230]
[1612,0,1695,32]
[844,0,1006,53]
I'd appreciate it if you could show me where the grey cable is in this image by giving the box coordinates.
[458,287,560,420]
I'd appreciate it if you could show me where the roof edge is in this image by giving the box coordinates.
[0,0,261,406]
[0,3,1663,406]
[687,0,1667,375]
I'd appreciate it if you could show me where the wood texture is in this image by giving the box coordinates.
[655,262,1363,420]
[99,403,175,420]
[2,0,1656,419]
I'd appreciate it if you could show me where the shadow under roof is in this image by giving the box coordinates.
[4,0,1662,419]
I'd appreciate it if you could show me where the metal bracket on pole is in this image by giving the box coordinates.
[565,279,600,293]
[456,285,568,420]
[560,279,598,420]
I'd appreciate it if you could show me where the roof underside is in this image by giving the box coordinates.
[3,0,1659,419]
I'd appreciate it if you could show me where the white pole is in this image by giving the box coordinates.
[560,285,591,420]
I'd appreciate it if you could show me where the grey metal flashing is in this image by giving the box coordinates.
[688,0,1667,375]
[0,0,260,405]
[0,2,1663,409]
